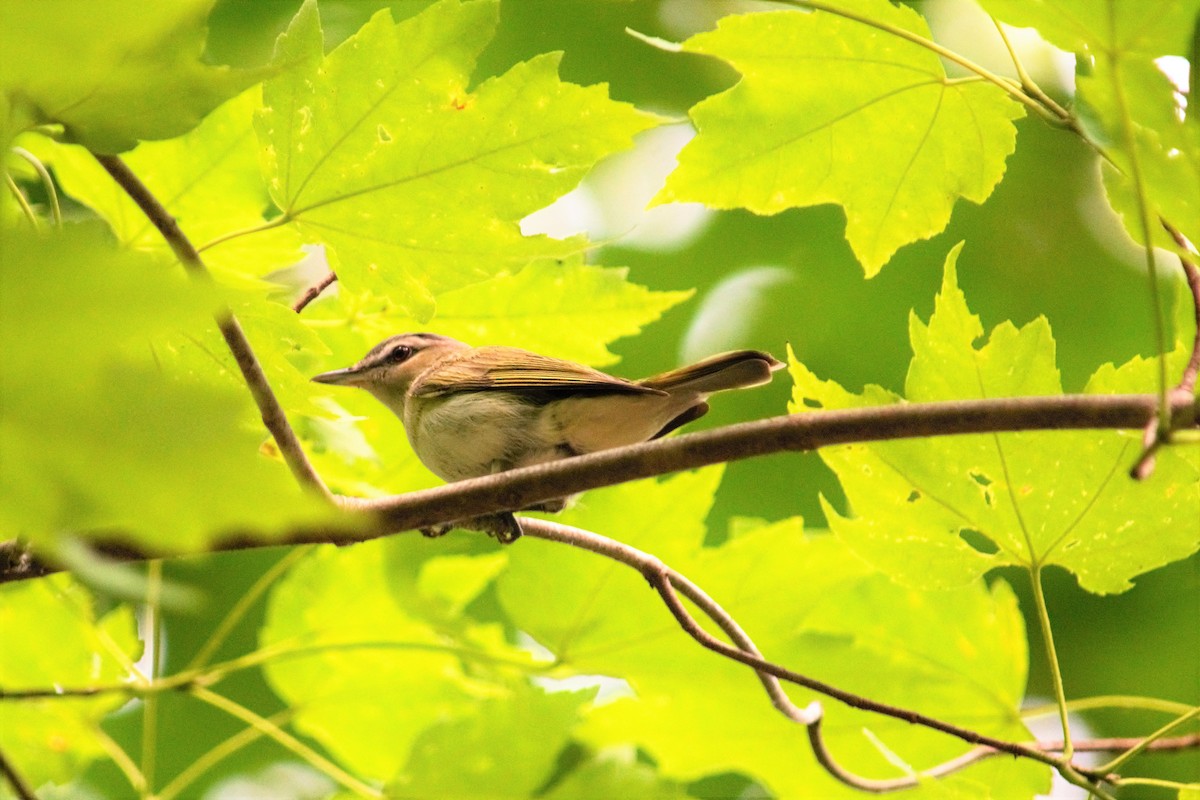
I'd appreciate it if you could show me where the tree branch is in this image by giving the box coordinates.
[0,748,37,800]
[90,153,330,500]
[3,390,1197,583]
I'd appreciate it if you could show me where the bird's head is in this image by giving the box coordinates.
[311,333,468,411]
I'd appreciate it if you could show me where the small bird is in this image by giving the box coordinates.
[312,333,783,542]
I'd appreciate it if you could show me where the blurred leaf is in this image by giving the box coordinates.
[790,243,1200,593]
[0,0,268,152]
[389,685,591,798]
[25,91,304,277]
[261,537,537,780]
[0,226,335,550]
[257,0,659,319]
[656,1,1023,274]
[0,576,138,787]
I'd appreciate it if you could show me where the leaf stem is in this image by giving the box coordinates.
[1030,566,1073,760]
[191,686,382,798]
[140,560,163,797]
[779,0,1066,125]
[4,173,39,229]
[1095,705,1200,775]
[155,709,295,800]
[195,214,293,255]
[187,546,313,671]
[11,146,62,226]
[1103,1,1171,432]
[1024,695,1199,719]
[989,18,1071,121]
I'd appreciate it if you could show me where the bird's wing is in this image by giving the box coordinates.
[412,346,665,397]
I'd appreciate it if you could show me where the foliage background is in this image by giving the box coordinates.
[1,0,1197,798]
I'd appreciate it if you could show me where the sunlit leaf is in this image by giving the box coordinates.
[389,686,592,798]
[791,243,1200,593]
[257,0,659,319]
[656,1,1023,274]
[261,537,537,780]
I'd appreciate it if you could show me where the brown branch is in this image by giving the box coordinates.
[1131,221,1200,479]
[3,390,1198,583]
[292,271,337,313]
[519,521,1116,793]
[0,747,37,800]
[91,153,331,500]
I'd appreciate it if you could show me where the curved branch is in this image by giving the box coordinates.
[91,153,330,500]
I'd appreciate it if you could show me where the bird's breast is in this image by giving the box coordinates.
[405,392,556,482]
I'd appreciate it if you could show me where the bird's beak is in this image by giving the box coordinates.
[311,366,363,386]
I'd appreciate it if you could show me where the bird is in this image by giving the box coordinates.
[312,333,784,542]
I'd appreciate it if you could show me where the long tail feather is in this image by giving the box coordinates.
[639,350,784,394]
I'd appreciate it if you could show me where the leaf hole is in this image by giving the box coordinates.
[958,528,998,555]
[377,124,392,143]
[906,490,921,503]
[969,471,995,506]
[800,398,821,409]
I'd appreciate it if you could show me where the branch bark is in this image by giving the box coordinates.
[91,153,330,500]
[3,390,1197,583]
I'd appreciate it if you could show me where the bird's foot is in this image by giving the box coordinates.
[420,523,454,538]
[473,512,523,544]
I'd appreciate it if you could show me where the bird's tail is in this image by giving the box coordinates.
[639,350,784,395]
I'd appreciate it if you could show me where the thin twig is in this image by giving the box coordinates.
[292,271,338,313]
[519,520,1117,793]
[3,390,1197,583]
[0,748,37,800]
[808,717,995,793]
[90,153,331,499]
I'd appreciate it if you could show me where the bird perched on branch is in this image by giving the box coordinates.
[313,333,784,542]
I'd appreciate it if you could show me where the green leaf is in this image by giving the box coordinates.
[655,1,1024,274]
[309,260,691,368]
[979,0,1199,58]
[0,227,335,551]
[791,243,1200,593]
[0,577,138,787]
[261,537,537,780]
[0,0,268,152]
[25,91,304,278]
[256,0,660,320]
[569,518,1044,798]
[389,685,592,798]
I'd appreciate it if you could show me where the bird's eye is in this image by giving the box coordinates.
[388,345,413,363]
